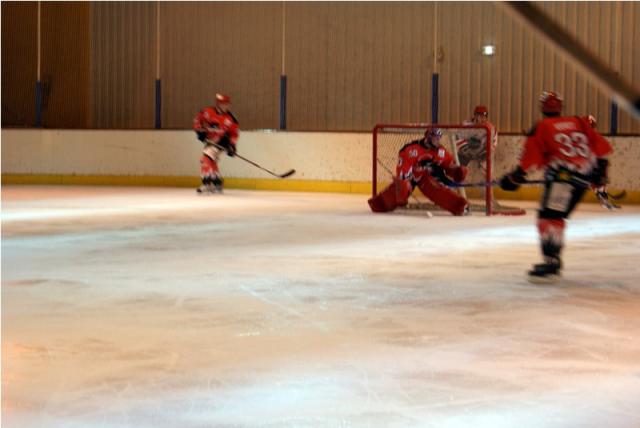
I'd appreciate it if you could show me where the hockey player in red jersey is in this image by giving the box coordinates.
[368,128,469,216]
[193,93,239,194]
[500,91,613,283]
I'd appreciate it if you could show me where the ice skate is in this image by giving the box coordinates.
[527,261,561,284]
[196,184,217,195]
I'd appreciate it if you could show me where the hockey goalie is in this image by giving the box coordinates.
[368,128,469,216]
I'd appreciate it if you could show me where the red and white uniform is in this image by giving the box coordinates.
[518,116,611,176]
[368,138,468,215]
[396,139,460,183]
[193,106,239,181]
[193,107,239,160]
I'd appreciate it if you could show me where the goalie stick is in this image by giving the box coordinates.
[211,142,296,179]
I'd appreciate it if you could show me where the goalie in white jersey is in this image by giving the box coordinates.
[455,105,498,167]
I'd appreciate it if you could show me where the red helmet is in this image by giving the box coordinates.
[474,105,488,116]
[539,91,563,115]
[216,93,231,104]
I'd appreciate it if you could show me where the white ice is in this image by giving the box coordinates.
[2,185,640,428]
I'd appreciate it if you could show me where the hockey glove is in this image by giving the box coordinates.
[429,164,455,186]
[499,166,527,191]
[448,165,468,183]
[590,158,609,187]
[218,135,236,157]
[196,131,207,142]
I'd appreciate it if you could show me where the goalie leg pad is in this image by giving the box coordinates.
[417,177,468,216]
[368,179,410,212]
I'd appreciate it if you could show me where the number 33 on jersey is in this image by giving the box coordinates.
[519,116,612,175]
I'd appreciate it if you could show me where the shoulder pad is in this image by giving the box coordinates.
[398,139,421,153]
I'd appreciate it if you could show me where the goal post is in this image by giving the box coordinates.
[372,123,525,216]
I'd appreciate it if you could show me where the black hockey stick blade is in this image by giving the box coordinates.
[607,190,626,201]
[278,169,296,178]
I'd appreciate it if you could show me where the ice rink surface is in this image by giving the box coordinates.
[2,185,640,428]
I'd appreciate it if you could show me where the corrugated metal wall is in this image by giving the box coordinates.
[160,1,281,129]
[285,2,435,130]
[2,2,38,126]
[616,1,640,134]
[90,2,156,128]
[2,2,639,133]
[435,2,640,134]
[41,2,90,128]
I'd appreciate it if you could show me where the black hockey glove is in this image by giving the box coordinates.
[590,158,609,187]
[196,131,207,142]
[218,135,236,157]
[429,164,454,186]
[499,166,527,191]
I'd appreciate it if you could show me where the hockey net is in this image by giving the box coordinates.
[372,123,525,216]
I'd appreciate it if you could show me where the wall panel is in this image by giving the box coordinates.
[2,2,639,133]
[41,2,90,128]
[160,1,281,129]
[90,2,156,128]
[286,2,435,130]
[618,1,640,134]
[433,2,639,133]
[1,2,37,127]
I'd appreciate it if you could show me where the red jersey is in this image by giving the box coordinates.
[519,116,611,176]
[193,107,239,146]
[396,139,457,183]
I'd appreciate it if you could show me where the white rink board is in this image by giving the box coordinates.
[2,129,639,190]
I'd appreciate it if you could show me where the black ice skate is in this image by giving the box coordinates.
[527,261,561,284]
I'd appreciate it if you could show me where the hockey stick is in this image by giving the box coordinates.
[451,179,625,210]
[606,189,626,200]
[596,191,621,210]
[212,143,296,178]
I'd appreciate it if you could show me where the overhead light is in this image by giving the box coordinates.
[482,45,495,56]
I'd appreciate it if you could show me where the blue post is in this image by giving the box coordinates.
[431,73,439,124]
[280,74,287,130]
[35,80,42,127]
[155,79,162,129]
[610,101,618,136]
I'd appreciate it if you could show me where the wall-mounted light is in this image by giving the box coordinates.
[482,45,495,56]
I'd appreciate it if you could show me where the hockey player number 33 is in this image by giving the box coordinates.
[554,132,590,158]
